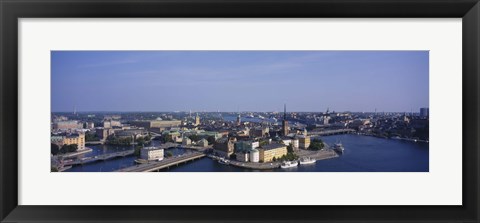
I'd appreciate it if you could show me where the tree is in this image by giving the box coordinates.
[51,143,60,155]
[60,144,78,154]
[165,151,174,158]
[207,136,216,145]
[188,134,200,142]
[287,144,294,153]
[134,145,142,157]
[85,132,99,142]
[162,134,174,143]
[272,157,277,162]
[308,139,324,151]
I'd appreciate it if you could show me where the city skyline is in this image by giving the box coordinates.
[52,51,429,112]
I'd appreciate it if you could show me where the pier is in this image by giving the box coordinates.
[115,151,206,172]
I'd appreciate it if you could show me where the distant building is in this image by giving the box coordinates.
[182,137,192,146]
[258,143,287,162]
[86,122,95,129]
[103,120,122,128]
[195,113,201,126]
[236,151,249,162]
[298,135,311,149]
[291,138,299,150]
[141,147,164,161]
[51,133,86,151]
[53,120,81,131]
[213,137,236,158]
[420,107,429,118]
[197,138,209,147]
[130,120,181,131]
[95,128,116,140]
[250,127,269,138]
[282,104,289,136]
[162,130,181,142]
[115,129,148,139]
[236,114,241,126]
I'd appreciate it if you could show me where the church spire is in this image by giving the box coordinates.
[284,104,287,120]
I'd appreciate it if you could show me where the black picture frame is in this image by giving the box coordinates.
[1,0,479,222]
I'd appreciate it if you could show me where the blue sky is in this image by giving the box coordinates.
[51,51,429,112]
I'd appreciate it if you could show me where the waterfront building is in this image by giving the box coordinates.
[163,130,181,142]
[258,143,287,162]
[182,137,192,146]
[95,127,116,140]
[51,135,64,146]
[291,138,299,150]
[282,104,289,136]
[51,133,86,150]
[213,137,236,158]
[236,151,249,162]
[141,147,164,161]
[249,149,260,163]
[251,141,259,149]
[298,135,311,149]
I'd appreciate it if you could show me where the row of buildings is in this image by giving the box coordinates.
[51,133,86,151]
[212,134,311,163]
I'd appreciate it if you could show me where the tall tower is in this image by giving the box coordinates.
[195,113,200,126]
[282,104,289,136]
[236,113,241,126]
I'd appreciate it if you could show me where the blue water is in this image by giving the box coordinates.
[66,134,429,172]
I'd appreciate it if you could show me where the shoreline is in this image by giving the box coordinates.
[207,147,339,170]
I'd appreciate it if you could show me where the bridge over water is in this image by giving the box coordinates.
[116,151,206,172]
[308,128,356,136]
[63,150,135,166]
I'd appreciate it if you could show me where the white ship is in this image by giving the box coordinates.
[334,142,345,154]
[280,161,298,169]
[299,157,316,165]
[218,158,230,165]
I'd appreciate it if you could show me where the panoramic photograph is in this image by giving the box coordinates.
[50,51,429,172]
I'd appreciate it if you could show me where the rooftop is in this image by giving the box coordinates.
[260,143,286,151]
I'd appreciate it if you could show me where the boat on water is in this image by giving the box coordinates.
[218,158,230,165]
[280,161,298,169]
[299,157,316,165]
[334,142,345,154]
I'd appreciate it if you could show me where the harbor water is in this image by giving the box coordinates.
[65,134,428,172]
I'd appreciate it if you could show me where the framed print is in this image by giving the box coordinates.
[1,0,479,222]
